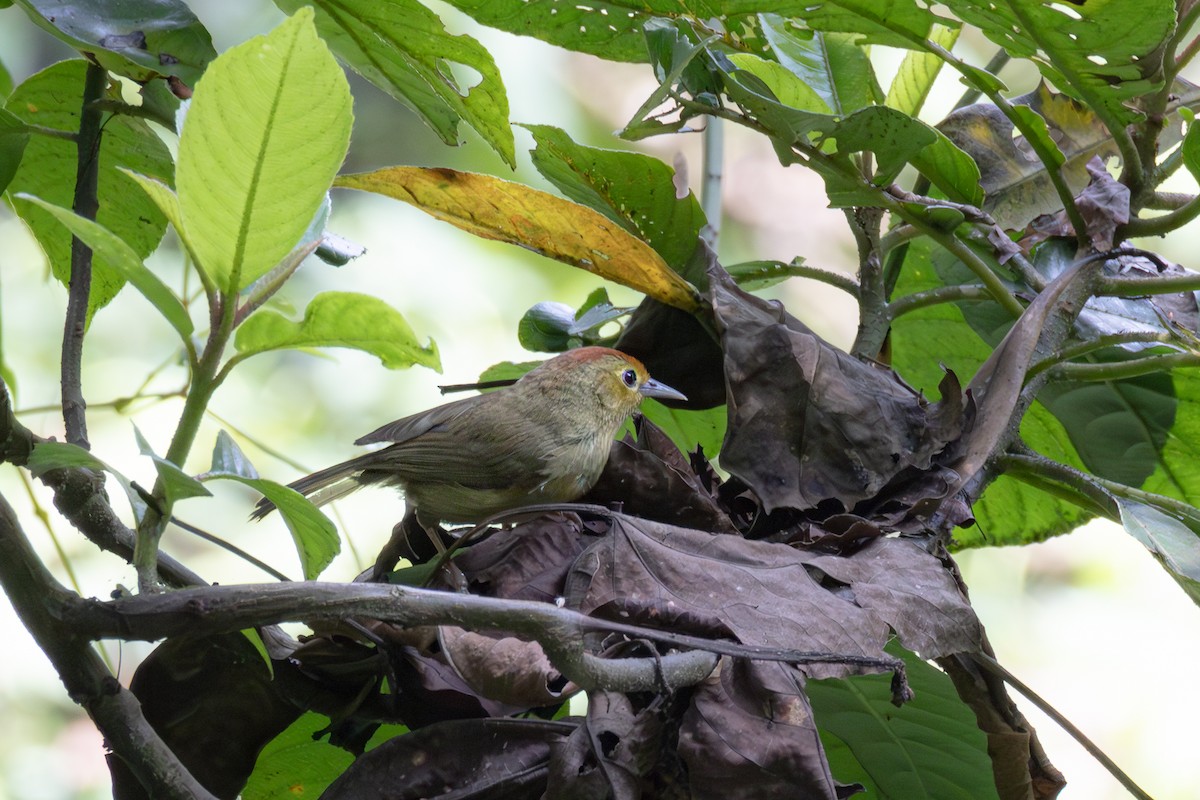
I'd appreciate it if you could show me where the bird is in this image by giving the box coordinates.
[251,347,687,527]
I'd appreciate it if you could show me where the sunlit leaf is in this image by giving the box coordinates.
[177,9,352,291]
[336,167,700,312]
[235,291,440,371]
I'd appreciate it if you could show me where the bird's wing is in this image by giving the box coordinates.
[354,395,549,489]
[353,395,485,445]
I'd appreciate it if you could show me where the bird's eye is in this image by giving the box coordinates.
[621,368,638,388]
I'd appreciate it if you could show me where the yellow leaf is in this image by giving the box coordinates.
[336,167,699,312]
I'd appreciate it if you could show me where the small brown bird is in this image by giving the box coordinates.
[252,347,686,525]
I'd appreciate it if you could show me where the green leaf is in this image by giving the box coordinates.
[5,60,173,322]
[885,23,958,118]
[639,402,726,459]
[275,0,514,167]
[13,0,215,85]
[809,642,1000,800]
[907,130,984,207]
[210,430,259,479]
[26,440,149,522]
[1141,370,1200,510]
[243,713,408,800]
[133,425,211,505]
[235,291,440,371]
[758,15,881,116]
[621,18,720,142]
[216,474,339,580]
[792,0,941,48]
[478,360,540,386]
[118,169,201,267]
[26,440,109,477]
[443,0,651,63]
[1182,118,1200,184]
[518,301,578,353]
[727,51,833,115]
[833,105,937,185]
[176,8,352,292]
[941,0,1173,127]
[13,194,193,341]
[242,712,354,800]
[0,56,12,98]
[0,107,29,195]
[240,628,274,679]
[523,123,706,271]
[1118,500,1200,605]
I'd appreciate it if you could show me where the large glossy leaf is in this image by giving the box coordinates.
[941,0,1173,127]
[810,643,999,800]
[336,167,701,312]
[177,8,351,292]
[13,194,192,341]
[275,0,513,168]
[5,60,173,321]
[234,291,441,371]
[13,0,215,84]
[523,123,705,271]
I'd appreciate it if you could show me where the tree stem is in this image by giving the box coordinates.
[60,62,108,449]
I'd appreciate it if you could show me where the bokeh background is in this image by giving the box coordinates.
[0,3,1198,798]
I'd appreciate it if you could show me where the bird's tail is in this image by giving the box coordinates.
[250,459,367,520]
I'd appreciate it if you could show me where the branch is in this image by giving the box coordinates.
[0,489,217,800]
[1047,351,1200,382]
[69,579,907,696]
[60,62,108,448]
[848,207,888,358]
[887,284,993,319]
[1003,449,1200,524]
[1027,332,1180,379]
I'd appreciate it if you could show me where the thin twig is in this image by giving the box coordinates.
[60,62,108,449]
[887,285,993,319]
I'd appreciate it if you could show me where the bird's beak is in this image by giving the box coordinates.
[640,377,688,402]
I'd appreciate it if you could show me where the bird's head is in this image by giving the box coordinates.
[522,346,687,422]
